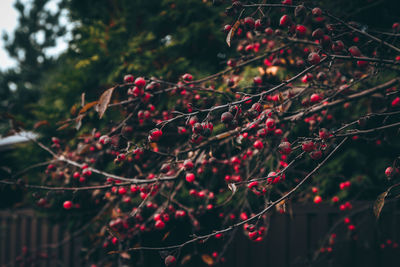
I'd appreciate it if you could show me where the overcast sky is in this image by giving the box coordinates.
[0,0,69,71]
[0,0,19,70]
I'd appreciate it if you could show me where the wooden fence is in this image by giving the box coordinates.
[223,202,400,267]
[0,209,82,267]
[1,202,399,267]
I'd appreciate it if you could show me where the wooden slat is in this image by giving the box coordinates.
[43,219,51,267]
[267,214,286,266]
[73,235,82,267]
[63,232,71,267]
[10,216,17,265]
[234,229,247,267]
[0,217,6,265]
[289,214,308,267]
[30,216,38,261]
[51,224,60,267]
[249,232,267,267]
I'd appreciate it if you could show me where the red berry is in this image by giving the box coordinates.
[254,19,262,30]
[310,150,322,160]
[294,5,306,17]
[332,196,339,203]
[134,77,146,88]
[278,142,292,155]
[317,72,327,81]
[348,46,362,57]
[332,40,345,52]
[248,231,259,240]
[392,22,400,32]
[82,168,92,177]
[99,135,110,145]
[183,159,194,170]
[185,173,195,183]
[182,73,193,81]
[124,74,134,83]
[253,140,264,150]
[282,0,292,4]
[312,7,322,16]
[266,118,275,129]
[357,60,368,68]
[319,128,329,140]
[312,28,324,39]
[244,17,255,29]
[308,52,321,65]
[302,141,315,152]
[165,255,177,267]
[227,59,236,67]
[312,187,318,193]
[385,167,395,178]
[175,210,186,219]
[149,128,163,142]
[253,76,262,85]
[224,24,232,33]
[314,195,322,204]
[391,97,400,107]
[296,25,307,36]
[221,112,234,124]
[279,15,292,27]
[265,27,274,36]
[118,187,127,195]
[302,73,313,83]
[310,93,322,103]
[160,163,171,173]
[63,201,73,210]
[155,220,165,230]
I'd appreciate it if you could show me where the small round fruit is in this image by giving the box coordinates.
[123,74,134,83]
[134,77,146,88]
[149,128,163,142]
[279,15,292,27]
[63,201,73,210]
[185,173,195,183]
[165,255,177,267]
[221,112,234,124]
[314,195,322,204]
[308,52,321,65]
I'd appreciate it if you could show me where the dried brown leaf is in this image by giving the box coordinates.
[81,92,86,107]
[181,254,191,265]
[201,254,214,266]
[226,20,240,47]
[79,101,98,114]
[276,199,286,213]
[70,104,77,116]
[77,143,91,155]
[56,123,71,131]
[33,120,49,129]
[96,87,115,118]
[75,114,84,130]
[162,231,170,241]
[120,252,131,259]
[228,183,237,194]
[374,191,388,219]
